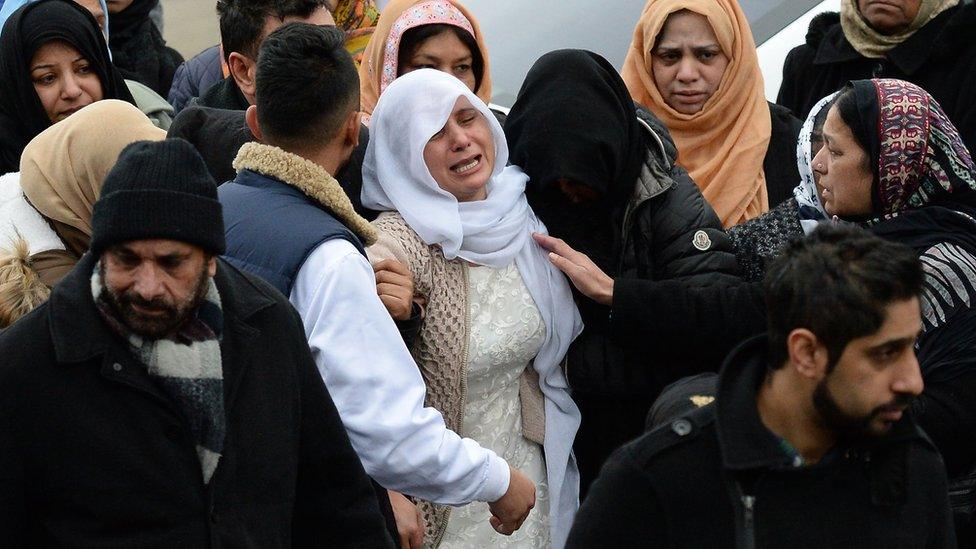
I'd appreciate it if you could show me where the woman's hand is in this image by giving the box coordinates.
[374,259,416,321]
[533,233,614,306]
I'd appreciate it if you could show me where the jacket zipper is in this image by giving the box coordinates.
[741,493,756,549]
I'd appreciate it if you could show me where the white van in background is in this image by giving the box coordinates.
[461,0,841,107]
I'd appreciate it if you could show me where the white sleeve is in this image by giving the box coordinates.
[290,239,510,505]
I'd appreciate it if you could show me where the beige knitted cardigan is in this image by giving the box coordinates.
[368,211,546,547]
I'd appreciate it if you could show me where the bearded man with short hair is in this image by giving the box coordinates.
[0,138,392,547]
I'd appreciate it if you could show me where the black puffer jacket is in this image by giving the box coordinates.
[577,107,741,396]
[569,107,741,493]
[504,50,742,493]
[777,5,976,151]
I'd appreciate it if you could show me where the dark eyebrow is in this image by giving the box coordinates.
[31,57,85,72]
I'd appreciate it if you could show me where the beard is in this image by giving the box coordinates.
[101,263,211,339]
[812,378,914,441]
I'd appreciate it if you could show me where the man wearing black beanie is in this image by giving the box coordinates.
[0,138,393,547]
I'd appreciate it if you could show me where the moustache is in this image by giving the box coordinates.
[874,393,915,416]
[119,292,176,314]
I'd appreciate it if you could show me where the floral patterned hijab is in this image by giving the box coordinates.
[358,0,491,118]
[842,79,976,224]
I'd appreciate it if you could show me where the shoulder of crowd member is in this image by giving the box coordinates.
[941,2,976,48]
[618,404,717,470]
[635,164,741,283]
[634,103,678,163]
[805,11,841,49]
[215,257,305,332]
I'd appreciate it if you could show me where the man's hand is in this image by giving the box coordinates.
[487,466,536,536]
[532,233,614,306]
[388,490,424,548]
[374,259,415,321]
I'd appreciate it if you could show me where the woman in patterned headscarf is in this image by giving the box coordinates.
[358,0,491,122]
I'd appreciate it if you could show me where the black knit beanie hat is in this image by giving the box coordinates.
[91,139,225,255]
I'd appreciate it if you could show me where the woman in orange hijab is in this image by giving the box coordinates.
[622,0,800,227]
[358,0,492,121]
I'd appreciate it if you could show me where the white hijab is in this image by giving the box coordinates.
[363,69,584,545]
[793,92,837,234]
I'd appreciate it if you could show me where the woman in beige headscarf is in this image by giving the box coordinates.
[0,99,163,327]
[358,0,492,122]
[621,0,801,228]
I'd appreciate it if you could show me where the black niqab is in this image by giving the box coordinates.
[504,49,646,273]
[0,0,134,174]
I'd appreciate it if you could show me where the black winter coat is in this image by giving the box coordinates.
[571,108,741,493]
[777,5,976,152]
[109,12,183,97]
[168,45,224,115]
[763,103,802,208]
[568,336,956,549]
[0,255,393,548]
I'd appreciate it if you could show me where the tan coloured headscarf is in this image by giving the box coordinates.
[621,0,771,227]
[358,0,492,117]
[841,0,959,59]
[19,100,165,254]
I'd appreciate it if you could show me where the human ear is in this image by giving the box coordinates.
[207,256,217,278]
[787,328,828,381]
[245,105,264,143]
[346,110,361,148]
[228,52,256,99]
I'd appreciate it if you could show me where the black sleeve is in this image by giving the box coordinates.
[610,278,767,369]
[639,171,741,284]
[566,452,668,548]
[912,371,976,478]
[393,303,424,349]
[0,343,26,545]
[290,310,393,548]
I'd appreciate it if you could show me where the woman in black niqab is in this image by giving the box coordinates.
[0,0,134,175]
[504,49,646,275]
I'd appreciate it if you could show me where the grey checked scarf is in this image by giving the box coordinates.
[92,262,226,484]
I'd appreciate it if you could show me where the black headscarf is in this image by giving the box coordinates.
[0,0,134,174]
[107,0,158,37]
[504,49,646,273]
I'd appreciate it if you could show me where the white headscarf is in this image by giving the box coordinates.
[793,92,838,234]
[363,69,584,544]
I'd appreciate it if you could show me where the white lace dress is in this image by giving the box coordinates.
[439,262,551,548]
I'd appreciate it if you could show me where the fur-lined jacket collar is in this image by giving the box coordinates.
[232,142,376,245]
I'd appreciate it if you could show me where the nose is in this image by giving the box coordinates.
[811,145,828,176]
[892,352,924,398]
[446,124,470,152]
[132,263,166,302]
[60,72,83,100]
[675,57,699,83]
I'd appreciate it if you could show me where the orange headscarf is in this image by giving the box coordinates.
[358,0,492,118]
[621,0,771,227]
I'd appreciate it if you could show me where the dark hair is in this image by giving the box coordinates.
[216,0,331,63]
[396,23,483,93]
[832,84,877,178]
[764,223,922,369]
[255,22,359,149]
[809,97,835,152]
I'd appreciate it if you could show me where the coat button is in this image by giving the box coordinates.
[671,419,692,436]
[112,363,122,372]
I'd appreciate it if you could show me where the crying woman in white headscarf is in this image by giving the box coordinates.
[362,68,584,548]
